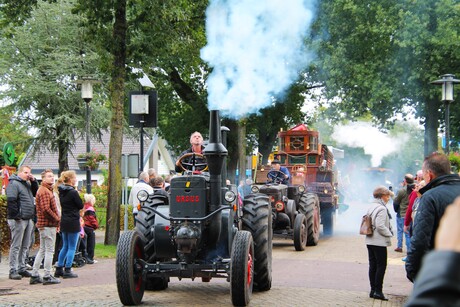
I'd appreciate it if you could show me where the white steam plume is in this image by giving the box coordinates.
[201,0,317,119]
[332,122,409,167]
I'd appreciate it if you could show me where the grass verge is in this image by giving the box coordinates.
[94,243,117,259]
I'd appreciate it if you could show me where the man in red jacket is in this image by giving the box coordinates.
[30,169,61,285]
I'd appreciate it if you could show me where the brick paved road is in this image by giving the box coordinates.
[0,204,413,306]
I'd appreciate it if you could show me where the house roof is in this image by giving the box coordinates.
[21,130,154,174]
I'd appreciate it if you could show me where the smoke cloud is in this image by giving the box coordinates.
[201,0,317,119]
[332,121,409,167]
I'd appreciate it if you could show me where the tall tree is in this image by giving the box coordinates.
[72,0,128,244]
[311,0,460,156]
[0,0,109,173]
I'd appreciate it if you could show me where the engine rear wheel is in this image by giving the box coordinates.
[321,205,335,236]
[231,231,254,307]
[116,231,145,306]
[303,193,320,246]
[293,214,307,251]
[136,195,166,255]
[145,276,169,291]
[242,194,272,291]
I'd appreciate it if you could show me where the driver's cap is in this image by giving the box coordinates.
[271,159,280,164]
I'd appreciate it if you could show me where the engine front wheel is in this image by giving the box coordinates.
[293,214,307,251]
[230,231,254,307]
[116,231,145,306]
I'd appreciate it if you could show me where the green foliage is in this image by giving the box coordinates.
[0,110,32,166]
[120,204,135,231]
[449,152,460,173]
[77,150,108,170]
[0,0,110,173]
[311,0,460,155]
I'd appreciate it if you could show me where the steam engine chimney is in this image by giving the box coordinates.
[203,110,228,212]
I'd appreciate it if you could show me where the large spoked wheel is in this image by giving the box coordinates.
[116,231,145,306]
[231,231,254,307]
[303,193,320,246]
[242,194,272,291]
[176,152,208,172]
[293,214,307,251]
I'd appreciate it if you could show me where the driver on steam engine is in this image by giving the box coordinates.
[267,159,291,184]
[175,131,208,173]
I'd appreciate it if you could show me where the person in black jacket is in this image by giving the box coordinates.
[406,196,460,306]
[405,152,460,282]
[54,170,83,279]
[6,166,38,280]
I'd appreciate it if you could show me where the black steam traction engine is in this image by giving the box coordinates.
[116,111,272,306]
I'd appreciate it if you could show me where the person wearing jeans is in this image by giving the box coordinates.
[54,170,83,279]
[393,174,415,253]
[30,169,61,285]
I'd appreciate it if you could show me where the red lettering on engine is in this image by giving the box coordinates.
[175,195,200,202]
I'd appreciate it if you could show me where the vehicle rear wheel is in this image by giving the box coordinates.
[242,194,272,291]
[303,193,320,246]
[136,195,166,255]
[231,231,254,307]
[294,214,307,251]
[321,205,335,236]
[116,231,145,306]
[145,276,169,291]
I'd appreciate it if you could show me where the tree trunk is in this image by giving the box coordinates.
[424,98,441,157]
[105,0,126,245]
[237,119,247,182]
[57,132,69,175]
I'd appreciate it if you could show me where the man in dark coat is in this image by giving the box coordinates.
[6,165,38,280]
[405,152,460,282]
[406,196,460,306]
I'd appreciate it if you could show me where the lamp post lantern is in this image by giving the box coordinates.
[76,77,100,193]
[431,74,460,154]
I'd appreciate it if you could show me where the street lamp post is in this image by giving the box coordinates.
[81,79,93,193]
[431,74,460,154]
[76,78,100,193]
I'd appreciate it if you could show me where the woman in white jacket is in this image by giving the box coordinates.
[365,186,393,301]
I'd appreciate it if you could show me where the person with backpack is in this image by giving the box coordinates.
[365,186,394,301]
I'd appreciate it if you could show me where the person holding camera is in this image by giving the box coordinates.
[6,165,38,280]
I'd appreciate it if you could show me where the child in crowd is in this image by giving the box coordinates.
[83,194,99,264]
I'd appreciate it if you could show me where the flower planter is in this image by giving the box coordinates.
[77,158,99,171]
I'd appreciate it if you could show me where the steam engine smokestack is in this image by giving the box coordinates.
[203,110,228,212]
